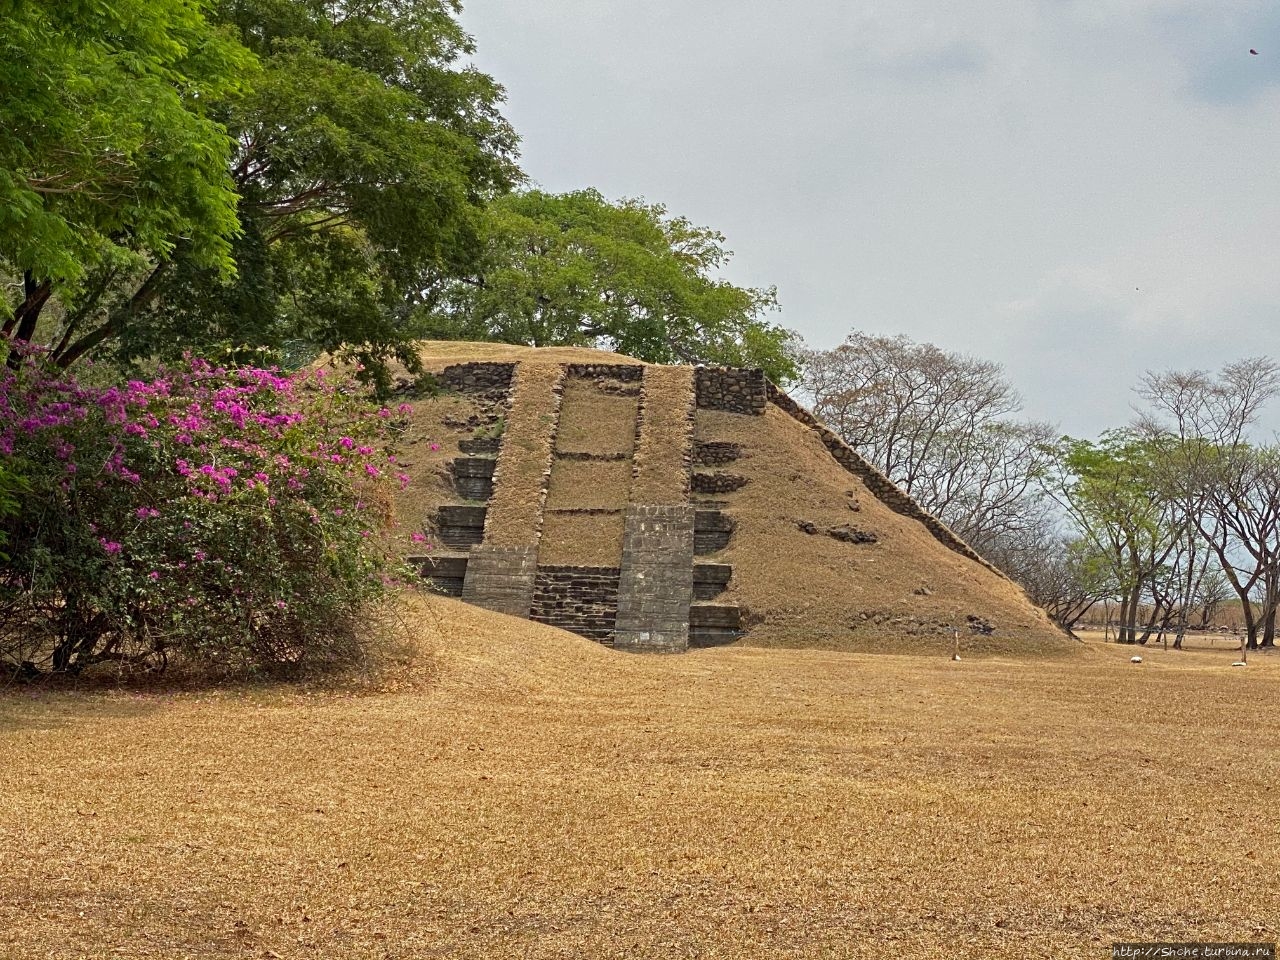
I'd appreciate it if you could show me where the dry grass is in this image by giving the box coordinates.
[392,394,487,549]
[483,361,564,547]
[553,379,639,456]
[631,365,694,505]
[544,459,634,512]
[3,596,1278,959]
[697,406,1072,656]
[538,511,626,566]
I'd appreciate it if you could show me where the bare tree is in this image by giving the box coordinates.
[802,331,1052,557]
[1134,358,1280,648]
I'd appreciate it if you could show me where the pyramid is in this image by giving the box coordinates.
[391,342,1072,657]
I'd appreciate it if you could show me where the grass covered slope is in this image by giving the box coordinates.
[1,599,1276,959]
[698,405,1071,655]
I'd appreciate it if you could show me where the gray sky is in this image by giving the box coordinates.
[459,1,1280,438]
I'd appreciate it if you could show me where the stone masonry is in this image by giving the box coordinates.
[695,366,767,415]
[614,505,696,652]
[461,545,539,618]
[531,566,620,644]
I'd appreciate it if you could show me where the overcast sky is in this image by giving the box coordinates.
[459,1,1280,438]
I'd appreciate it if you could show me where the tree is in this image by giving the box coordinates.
[1134,358,1280,648]
[418,189,798,382]
[1,0,253,357]
[1045,433,1184,645]
[801,331,1054,554]
[8,0,522,386]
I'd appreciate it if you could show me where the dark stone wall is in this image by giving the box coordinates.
[439,362,515,398]
[452,456,496,501]
[565,363,643,383]
[695,367,767,415]
[691,472,749,495]
[615,505,696,652]
[531,566,620,644]
[694,509,735,555]
[694,441,743,466]
[436,504,487,549]
[461,544,538,618]
[689,604,742,647]
[693,562,732,600]
[765,382,1004,577]
[416,555,468,596]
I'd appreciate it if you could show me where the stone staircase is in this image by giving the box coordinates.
[414,360,765,652]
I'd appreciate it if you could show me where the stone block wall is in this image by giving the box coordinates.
[614,505,696,652]
[461,545,538,618]
[436,504,487,549]
[694,441,743,466]
[416,555,468,596]
[564,363,644,384]
[439,362,515,398]
[531,566,620,644]
[765,382,1003,577]
[691,472,749,495]
[695,366,767,415]
[452,457,496,501]
[694,509,736,554]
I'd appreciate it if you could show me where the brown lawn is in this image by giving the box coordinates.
[2,595,1277,959]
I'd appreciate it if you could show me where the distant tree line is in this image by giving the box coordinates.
[803,332,1280,647]
[1,0,796,385]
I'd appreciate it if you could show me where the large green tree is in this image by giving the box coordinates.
[419,189,798,382]
[6,0,521,381]
[0,0,253,356]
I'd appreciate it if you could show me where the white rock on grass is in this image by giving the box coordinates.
[1130,656,1143,664]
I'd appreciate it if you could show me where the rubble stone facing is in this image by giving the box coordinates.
[531,566,620,644]
[438,362,515,397]
[461,545,538,618]
[766,382,1005,578]
[614,505,696,652]
[695,366,767,415]
[694,441,744,466]
[691,471,749,495]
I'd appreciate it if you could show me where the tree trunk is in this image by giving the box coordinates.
[4,272,53,367]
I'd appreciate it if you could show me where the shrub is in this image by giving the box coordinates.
[0,354,413,677]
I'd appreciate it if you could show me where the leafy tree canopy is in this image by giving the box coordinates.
[419,189,799,382]
[0,0,253,349]
[5,0,521,384]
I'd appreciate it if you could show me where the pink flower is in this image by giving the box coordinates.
[364,464,381,477]
[428,442,441,452]
[410,532,428,543]
[99,539,122,555]
[148,571,160,580]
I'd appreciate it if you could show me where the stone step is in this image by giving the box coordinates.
[458,436,501,456]
[694,509,735,555]
[413,554,468,596]
[436,504,487,549]
[689,603,743,648]
[693,562,733,600]
[451,456,496,501]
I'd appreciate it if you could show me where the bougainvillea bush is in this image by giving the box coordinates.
[0,354,412,677]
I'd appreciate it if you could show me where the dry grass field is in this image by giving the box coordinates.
[3,595,1278,959]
